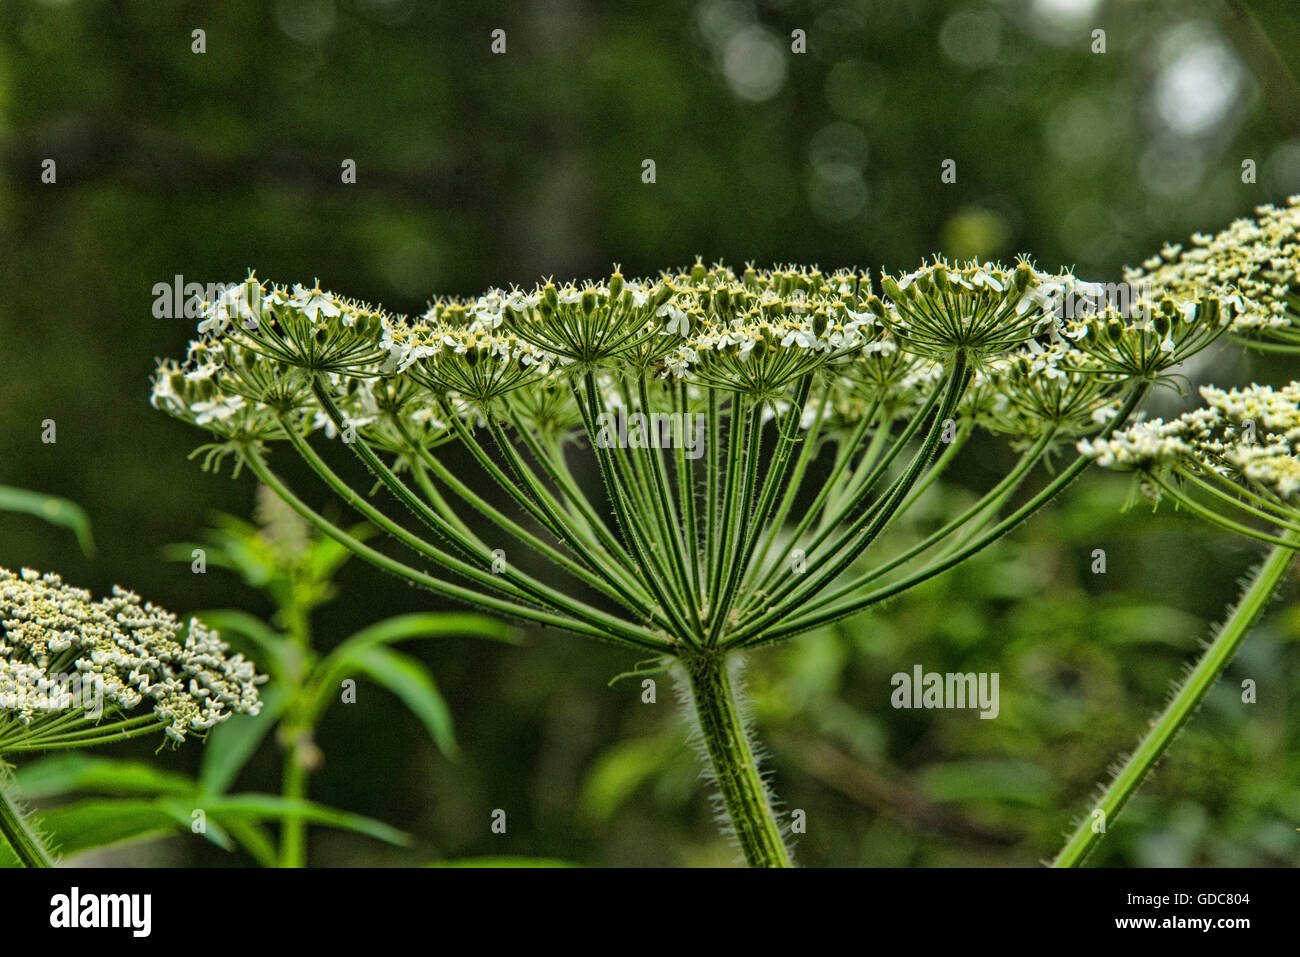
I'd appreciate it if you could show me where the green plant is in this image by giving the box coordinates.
[151,244,1260,866]
[1053,201,1300,865]
[1059,380,1300,865]
[0,567,264,866]
[163,487,517,867]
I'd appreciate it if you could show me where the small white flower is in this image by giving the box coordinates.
[290,284,342,323]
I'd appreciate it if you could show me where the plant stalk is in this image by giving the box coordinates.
[684,655,791,867]
[0,771,54,868]
[1052,530,1298,867]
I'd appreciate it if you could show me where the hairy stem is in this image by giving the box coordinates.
[1052,530,1298,867]
[0,770,54,868]
[683,654,791,867]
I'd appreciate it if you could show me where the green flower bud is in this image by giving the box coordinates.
[1106,318,1125,344]
[932,264,948,291]
[881,276,903,301]
[608,272,624,299]
[543,283,559,310]
[581,288,597,316]
[812,308,829,337]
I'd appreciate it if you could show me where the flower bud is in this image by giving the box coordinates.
[608,272,624,299]
[881,276,903,301]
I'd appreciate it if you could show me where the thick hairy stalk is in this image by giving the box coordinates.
[1052,531,1299,867]
[0,771,54,868]
[682,655,791,867]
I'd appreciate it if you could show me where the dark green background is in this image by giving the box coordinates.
[1,0,1297,865]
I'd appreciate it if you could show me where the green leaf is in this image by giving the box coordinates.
[14,790,407,860]
[334,612,518,658]
[169,794,410,847]
[0,485,94,556]
[35,799,180,857]
[13,755,195,800]
[159,803,235,852]
[346,646,458,758]
[580,736,681,823]
[306,612,516,727]
[199,685,286,796]
[222,818,279,867]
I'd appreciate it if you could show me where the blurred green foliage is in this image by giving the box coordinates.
[1,0,1298,865]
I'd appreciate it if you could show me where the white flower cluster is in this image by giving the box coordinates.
[1079,382,1300,503]
[0,568,263,747]
[1126,195,1300,339]
[1076,417,1201,470]
[150,257,1235,455]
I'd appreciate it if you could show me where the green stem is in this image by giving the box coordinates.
[1052,531,1299,867]
[0,771,54,867]
[279,735,309,868]
[683,654,791,867]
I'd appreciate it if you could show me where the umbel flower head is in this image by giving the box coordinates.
[1126,195,1300,353]
[149,258,1191,658]
[153,257,1229,870]
[1079,382,1300,546]
[0,568,264,754]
